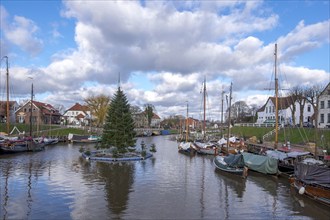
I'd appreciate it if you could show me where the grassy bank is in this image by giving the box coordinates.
[1,123,329,151]
[0,123,91,137]
[230,126,330,150]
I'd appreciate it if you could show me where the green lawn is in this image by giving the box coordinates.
[0,123,91,137]
[230,126,330,150]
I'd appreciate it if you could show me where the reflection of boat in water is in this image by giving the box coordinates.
[214,165,247,199]
[289,158,330,207]
[246,172,280,199]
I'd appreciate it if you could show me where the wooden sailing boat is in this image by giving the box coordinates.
[192,77,218,155]
[178,102,193,154]
[217,83,246,155]
[241,45,281,175]
[0,57,44,153]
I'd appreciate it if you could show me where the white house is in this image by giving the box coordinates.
[63,103,91,126]
[318,82,330,128]
[256,96,314,126]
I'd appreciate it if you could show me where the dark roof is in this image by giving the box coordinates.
[257,96,296,112]
[319,82,330,96]
[32,101,61,116]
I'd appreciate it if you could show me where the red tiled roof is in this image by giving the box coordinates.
[76,113,85,119]
[67,103,90,112]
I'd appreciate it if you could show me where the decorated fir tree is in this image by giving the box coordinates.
[101,86,136,153]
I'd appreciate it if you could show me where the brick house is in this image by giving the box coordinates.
[15,100,61,125]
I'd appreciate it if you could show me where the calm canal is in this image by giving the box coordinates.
[1,135,329,219]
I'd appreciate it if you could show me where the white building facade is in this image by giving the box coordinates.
[318,83,330,128]
[256,96,314,126]
[63,103,91,126]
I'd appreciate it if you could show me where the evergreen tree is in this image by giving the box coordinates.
[101,87,136,152]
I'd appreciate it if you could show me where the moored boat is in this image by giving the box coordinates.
[214,153,248,178]
[0,137,45,153]
[266,149,311,175]
[242,152,278,175]
[68,133,101,143]
[178,141,193,155]
[289,158,330,206]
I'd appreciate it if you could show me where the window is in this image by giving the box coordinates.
[320,101,324,109]
[328,113,330,123]
[328,100,330,108]
[320,114,324,123]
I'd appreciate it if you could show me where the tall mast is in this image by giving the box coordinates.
[226,82,232,154]
[221,87,225,137]
[30,82,34,137]
[203,77,206,140]
[186,101,188,142]
[4,56,10,135]
[274,44,278,150]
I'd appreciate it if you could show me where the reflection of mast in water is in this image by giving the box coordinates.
[1,161,11,219]
[199,157,205,219]
[26,161,33,218]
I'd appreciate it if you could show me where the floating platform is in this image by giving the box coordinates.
[81,150,153,162]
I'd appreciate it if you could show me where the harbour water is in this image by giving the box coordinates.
[1,135,329,219]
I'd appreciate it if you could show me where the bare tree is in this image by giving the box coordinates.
[130,105,142,114]
[229,101,250,123]
[84,94,111,126]
[287,86,301,126]
[304,84,324,128]
[53,104,65,114]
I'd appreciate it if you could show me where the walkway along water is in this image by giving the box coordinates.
[0,135,329,219]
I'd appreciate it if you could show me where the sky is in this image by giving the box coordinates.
[0,0,329,121]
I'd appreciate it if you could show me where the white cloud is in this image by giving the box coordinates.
[2,11,43,56]
[1,1,329,120]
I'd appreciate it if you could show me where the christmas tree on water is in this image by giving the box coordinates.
[101,86,136,153]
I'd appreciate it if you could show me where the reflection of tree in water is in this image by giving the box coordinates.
[97,162,135,216]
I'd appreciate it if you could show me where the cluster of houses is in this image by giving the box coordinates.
[0,83,329,131]
[256,82,330,129]
[0,101,162,131]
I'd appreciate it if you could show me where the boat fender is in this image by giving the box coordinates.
[299,187,305,195]
[242,166,248,179]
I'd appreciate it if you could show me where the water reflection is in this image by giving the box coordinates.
[97,162,135,217]
[214,168,246,199]
[0,156,48,219]
[1,137,330,220]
